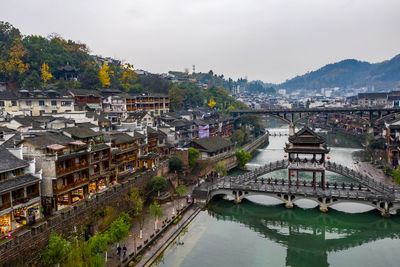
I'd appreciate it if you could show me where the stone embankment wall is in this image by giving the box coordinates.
[197,133,269,173]
[0,161,169,266]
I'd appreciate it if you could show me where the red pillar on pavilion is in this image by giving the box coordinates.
[285,127,330,190]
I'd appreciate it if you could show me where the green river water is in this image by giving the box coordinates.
[155,123,400,267]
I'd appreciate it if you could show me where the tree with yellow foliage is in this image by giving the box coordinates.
[0,38,29,78]
[41,63,53,85]
[98,62,110,87]
[119,63,137,91]
[208,97,216,108]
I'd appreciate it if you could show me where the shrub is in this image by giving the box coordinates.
[236,149,252,168]
[169,155,184,171]
[150,176,167,196]
[188,147,200,168]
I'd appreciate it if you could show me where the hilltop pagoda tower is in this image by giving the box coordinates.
[284,127,330,189]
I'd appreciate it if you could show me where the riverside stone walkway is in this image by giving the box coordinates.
[105,200,192,267]
[357,162,395,186]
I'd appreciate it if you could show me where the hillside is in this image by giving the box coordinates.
[278,54,400,91]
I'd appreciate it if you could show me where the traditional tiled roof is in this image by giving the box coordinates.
[2,133,22,148]
[22,132,75,148]
[133,131,146,139]
[63,126,102,139]
[288,127,325,144]
[105,133,136,145]
[0,145,28,172]
[191,136,231,153]
[0,126,16,133]
[285,127,329,153]
[0,174,39,194]
[358,93,388,99]
[147,126,157,134]
[0,90,18,100]
[68,89,101,97]
[76,122,98,129]
[127,111,147,120]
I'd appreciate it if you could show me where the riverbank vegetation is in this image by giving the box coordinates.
[41,212,131,266]
[236,150,252,168]
[188,148,200,169]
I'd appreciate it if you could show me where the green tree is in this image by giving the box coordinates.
[150,176,167,196]
[109,213,131,243]
[215,162,227,176]
[236,149,252,168]
[188,147,200,168]
[149,201,164,230]
[392,169,400,185]
[176,185,187,210]
[42,231,70,266]
[126,188,145,238]
[168,85,185,110]
[231,129,245,146]
[64,237,105,267]
[169,155,184,172]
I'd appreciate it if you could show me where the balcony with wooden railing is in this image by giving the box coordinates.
[0,201,11,212]
[56,161,89,176]
[27,191,40,200]
[53,177,89,195]
[12,197,29,206]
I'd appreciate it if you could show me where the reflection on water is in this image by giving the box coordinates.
[157,200,400,267]
[156,122,400,267]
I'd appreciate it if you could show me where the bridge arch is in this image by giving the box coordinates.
[234,113,291,125]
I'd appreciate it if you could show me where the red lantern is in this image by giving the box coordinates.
[390,153,393,157]
[327,156,331,160]
[291,173,295,176]
[284,155,287,158]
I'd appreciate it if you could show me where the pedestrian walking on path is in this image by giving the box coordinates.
[117,244,121,256]
[123,245,127,257]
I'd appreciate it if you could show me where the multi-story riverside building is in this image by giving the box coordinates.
[0,146,41,236]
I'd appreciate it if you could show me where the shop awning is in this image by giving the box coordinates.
[86,103,101,109]
[70,140,86,146]
[47,144,66,150]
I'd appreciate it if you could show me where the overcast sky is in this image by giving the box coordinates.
[2,0,400,83]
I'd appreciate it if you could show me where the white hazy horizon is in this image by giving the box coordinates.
[1,0,400,84]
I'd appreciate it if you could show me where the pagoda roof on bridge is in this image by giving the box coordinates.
[285,127,329,153]
[288,127,325,144]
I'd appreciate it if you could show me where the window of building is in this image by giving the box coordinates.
[52,110,57,114]
[39,100,45,106]
[11,100,17,106]
[61,101,71,106]
[0,101,4,107]
[26,101,32,106]
[51,100,57,106]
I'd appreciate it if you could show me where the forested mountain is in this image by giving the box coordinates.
[278,54,400,91]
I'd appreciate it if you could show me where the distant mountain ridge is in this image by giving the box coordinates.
[277,54,400,91]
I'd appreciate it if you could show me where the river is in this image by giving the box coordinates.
[154,123,400,267]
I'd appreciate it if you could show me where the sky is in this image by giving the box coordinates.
[1,0,400,84]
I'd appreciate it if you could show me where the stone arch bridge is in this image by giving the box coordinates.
[194,160,400,217]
